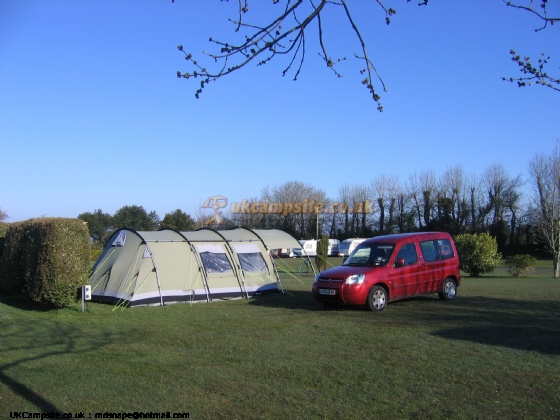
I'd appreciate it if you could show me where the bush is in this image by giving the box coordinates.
[315,234,329,272]
[0,218,90,307]
[0,221,9,259]
[505,254,537,277]
[455,233,501,277]
[0,221,27,293]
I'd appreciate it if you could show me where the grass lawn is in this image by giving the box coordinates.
[1,258,559,419]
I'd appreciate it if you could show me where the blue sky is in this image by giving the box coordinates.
[1,1,558,222]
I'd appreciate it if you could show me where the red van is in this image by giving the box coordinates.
[312,232,461,311]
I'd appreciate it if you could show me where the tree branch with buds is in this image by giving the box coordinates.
[503,1,559,93]
[176,0,404,111]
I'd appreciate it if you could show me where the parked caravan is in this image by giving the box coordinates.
[328,239,340,256]
[298,239,341,257]
[300,239,317,256]
[338,238,367,257]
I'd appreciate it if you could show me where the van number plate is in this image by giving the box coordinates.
[319,288,336,296]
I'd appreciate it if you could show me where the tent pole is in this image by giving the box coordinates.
[199,228,247,299]
[269,251,285,295]
[190,243,211,302]
[227,245,249,299]
[146,244,164,306]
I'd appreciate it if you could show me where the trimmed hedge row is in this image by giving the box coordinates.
[0,221,9,258]
[0,218,90,308]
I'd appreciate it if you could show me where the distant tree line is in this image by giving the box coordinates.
[77,206,195,244]
[70,145,560,274]
[225,164,534,256]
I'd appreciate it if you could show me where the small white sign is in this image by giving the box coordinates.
[84,285,91,301]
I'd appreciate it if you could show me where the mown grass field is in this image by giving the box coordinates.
[1,258,559,419]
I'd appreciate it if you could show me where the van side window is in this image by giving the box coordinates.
[395,243,417,266]
[420,239,455,262]
[420,240,439,262]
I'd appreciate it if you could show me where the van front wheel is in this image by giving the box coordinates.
[367,286,387,311]
[438,278,457,301]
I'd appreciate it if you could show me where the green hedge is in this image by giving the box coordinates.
[0,221,9,259]
[0,218,90,308]
[0,221,26,293]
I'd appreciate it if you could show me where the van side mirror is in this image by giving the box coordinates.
[395,258,405,267]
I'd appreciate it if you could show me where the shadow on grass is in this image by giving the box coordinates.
[249,289,325,311]
[251,290,560,354]
[0,291,56,312]
[429,295,560,355]
[0,294,121,412]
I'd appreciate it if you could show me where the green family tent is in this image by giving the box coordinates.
[88,227,305,308]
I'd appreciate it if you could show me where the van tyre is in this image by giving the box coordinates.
[367,285,387,311]
[439,278,457,301]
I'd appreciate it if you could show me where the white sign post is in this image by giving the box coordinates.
[82,284,91,313]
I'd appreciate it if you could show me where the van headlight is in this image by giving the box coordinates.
[345,274,365,285]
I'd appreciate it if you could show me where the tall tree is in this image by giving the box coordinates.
[408,170,437,230]
[113,205,160,231]
[78,209,114,243]
[435,165,470,235]
[160,209,196,231]
[528,147,560,277]
[228,196,269,229]
[481,164,523,249]
[261,181,328,239]
[0,208,7,222]
[372,175,400,234]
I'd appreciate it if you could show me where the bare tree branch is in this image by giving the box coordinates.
[176,0,403,110]
[503,0,559,31]
[503,1,559,93]
[175,1,558,108]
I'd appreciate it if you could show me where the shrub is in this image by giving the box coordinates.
[0,218,90,307]
[0,221,27,293]
[455,233,501,277]
[315,234,329,272]
[505,254,537,277]
[0,221,9,259]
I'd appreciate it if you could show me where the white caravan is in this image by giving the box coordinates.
[338,238,367,257]
[298,239,341,257]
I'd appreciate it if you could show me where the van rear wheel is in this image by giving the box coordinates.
[439,278,457,301]
[367,286,387,311]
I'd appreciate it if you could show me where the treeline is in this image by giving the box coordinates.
[78,162,546,257]
[78,206,195,243]
[224,165,539,257]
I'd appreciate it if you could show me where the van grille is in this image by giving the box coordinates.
[317,277,343,283]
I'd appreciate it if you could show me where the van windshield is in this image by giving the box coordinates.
[343,243,395,267]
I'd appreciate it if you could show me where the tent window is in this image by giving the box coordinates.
[143,246,151,259]
[199,252,233,273]
[238,253,267,273]
[232,243,267,273]
[196,244,233,274]
[112,231,127,247]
